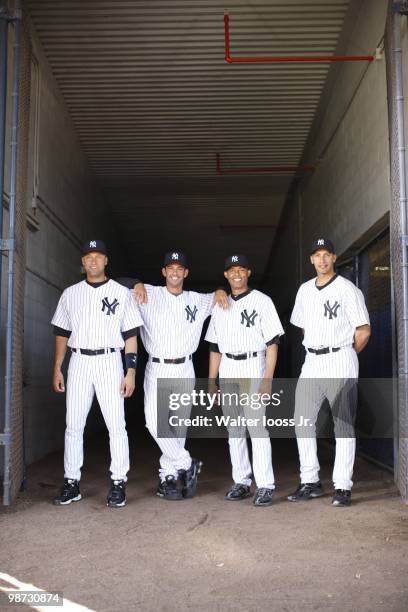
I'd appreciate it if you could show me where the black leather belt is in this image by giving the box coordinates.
[71,348,117,356]
[225,352,259,360]
[307,347,341,355]
[152,355,192,364]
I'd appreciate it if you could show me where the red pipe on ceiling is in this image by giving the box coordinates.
[216,153,315,175]
[224,14,375,63]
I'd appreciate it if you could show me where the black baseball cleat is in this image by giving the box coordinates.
[287,481,324,502]
[53,478,81,505]
[225,483,252,501]
[332,489,351,507]
[156,479,165,498]
[106,480,127,508]
[253,488,274,507]
[157,475,183,500]
[181,458,203,499]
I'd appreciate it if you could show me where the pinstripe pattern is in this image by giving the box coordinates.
[137,285,214,480]
[291,275,370,491]
[51,279,143,482]
[52,280,141,349]
[206,290,284,489]
[144,359,194,480]
[139,285,214,357]
[65,352,129,481]
[290,275,369,349]
[206,290,284,352]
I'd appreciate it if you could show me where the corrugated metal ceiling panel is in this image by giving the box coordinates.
[26,0,353,280]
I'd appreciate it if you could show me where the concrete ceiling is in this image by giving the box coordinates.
[27,0,352,284]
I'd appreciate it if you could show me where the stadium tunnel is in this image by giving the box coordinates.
[0,0,407,507]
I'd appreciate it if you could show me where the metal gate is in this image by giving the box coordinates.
[385,1,408,502]
[0,1,30,505]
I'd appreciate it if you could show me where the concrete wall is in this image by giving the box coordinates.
[263,0,390,360]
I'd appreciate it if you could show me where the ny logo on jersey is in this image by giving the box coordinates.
[185,305,198,323]
[241,309,258,327]
[101,297,119,316]
[323,300,340,320]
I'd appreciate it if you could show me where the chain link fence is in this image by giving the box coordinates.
[385,3,408,502]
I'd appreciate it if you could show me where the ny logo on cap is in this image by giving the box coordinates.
[90,241,97,248]
[231,255,238,262]
[172,253,179,260]
[317,239,325,246]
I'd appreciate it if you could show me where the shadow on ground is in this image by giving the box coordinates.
[1,428,407,612]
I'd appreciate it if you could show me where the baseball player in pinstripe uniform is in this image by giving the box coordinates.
[52,240,143,508]
[205,255,284,507]
[288,239,371,507]
[124,252,228,500]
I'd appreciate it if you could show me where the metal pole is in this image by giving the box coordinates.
[0,3,8,244]
[394,4,408,502]
[3,1,21,506]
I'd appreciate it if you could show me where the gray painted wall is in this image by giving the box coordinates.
[21,25,125,466]
[263,0,390,331]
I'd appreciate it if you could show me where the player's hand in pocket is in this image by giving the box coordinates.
[53,369,65,393]
[121,371,136,398]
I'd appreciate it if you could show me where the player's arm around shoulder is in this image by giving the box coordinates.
[115,276,150,305]
[213,287,229,310]
[197,289,229,317]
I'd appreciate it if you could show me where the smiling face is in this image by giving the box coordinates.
[310,248,337,276]
[162,263,189,291]
[81,251,108,281]
[224,265,251,294]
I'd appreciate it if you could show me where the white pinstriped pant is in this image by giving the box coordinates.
[144,359,194,481]
[65,351,129,482]
[219,353,275,489]
[295,347,359,490]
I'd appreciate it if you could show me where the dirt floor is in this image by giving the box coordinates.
[1,436,407,612]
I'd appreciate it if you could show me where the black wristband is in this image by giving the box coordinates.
[125,353,137,370]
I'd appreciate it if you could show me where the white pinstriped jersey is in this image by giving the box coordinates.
[138,285,214,358]
[51,279,142,349]
[290,274,370,349]
[205,289,284,353]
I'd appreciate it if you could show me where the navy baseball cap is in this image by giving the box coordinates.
[81,240,108,256]
[310,239,335,255]
[224,254,250,270]
[163,251,188,267]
